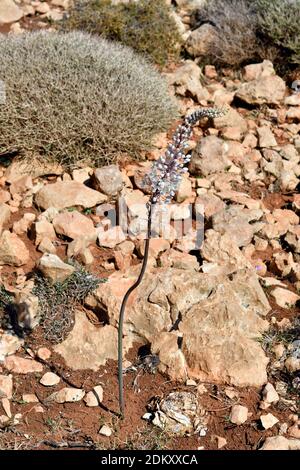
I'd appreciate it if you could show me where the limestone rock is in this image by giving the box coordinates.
[257,126,277,148]
[190,136,230,176]
[215,436,227,449]
[40,372,60,387]
[285,357,300,373]
[0,0,23,24]
[261,209,299,239]
[99,425,112,437]
[200,230,252,275]
[37,348,51,361]
[262,383,279,404]
[72,168,91,184]
[0,204,11,233]
[286,106,300,121]
[35,181,107,210]
[165,61,209,103]
[0,230,29,266]
[33,219,56,246]
[136,238,170,259]
[151,332,187,381]
[22,394,39,403]
[185,24,216,57]
[179,271,269,387]
[0,333,23,361]
[37,253,75,282]
[0,375,13,399]
[13,212,36,236]
[176,176,193,203]
[33,2,50,14]
[84,385,103,407]
[235,75,286,105]
[38,237,57,254]
[213,107,247,134]
[217,190,260,209]
[230,405,248,425]
[10,175,33,195]
[243,60,275,82]
[4,356,43,374]
[14,293,40,330]
[175,0,206,8]
[270,288,300,309]
[159,249,200,271]
[195,193,225,219]
[53,211,96,241]
[260,413,279,430]
[54,310,132,370]
[97,226,126,248]
[47,387,85,404]
[5,161,63,184]
[0,190,10,205]
[212,87,235,107]
[260,436,300,450]
[90,267,270,386]
[212,206,263,247]
[93,165,123,196]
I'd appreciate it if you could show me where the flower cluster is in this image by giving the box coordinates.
[144,107,225,205]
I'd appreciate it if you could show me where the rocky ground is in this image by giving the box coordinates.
[0,0,300,452]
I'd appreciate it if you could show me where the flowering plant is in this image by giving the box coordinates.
[118,107,224,417]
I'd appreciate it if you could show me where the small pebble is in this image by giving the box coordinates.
[99,425,112,437]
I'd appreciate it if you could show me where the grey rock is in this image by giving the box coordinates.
[93,165,123,196]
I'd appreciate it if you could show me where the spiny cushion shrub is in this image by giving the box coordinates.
[60,0,181,67]
[32,267,105,343]
[0,31,178,167]
[254,0,300,66]
[191,0,264,67]
[191,0,299,71]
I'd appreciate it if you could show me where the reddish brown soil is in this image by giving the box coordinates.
[0,331,294,451]
[262,193,294,211]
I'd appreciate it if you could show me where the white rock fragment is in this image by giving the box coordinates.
[22,394,39,403]
[84,385,103,407]
[260,436,300,450]
[260,413,279,430]
[1,397,11,418]
[99,424,112,437]
[40,372,60,387]
[97,226,126,248]
[186,379,197,386]
[37,348,51,361]
[262,383,279,404]
[4,356,43,374]
[33,405,44,413]
[215,435,227,449]
[229,405,248,425]
[35,181,107,210]
[0,375,13,399]
[47,387,85,403]
[37,253,75,282]
[257,126,277,148]
[271,288,300,309]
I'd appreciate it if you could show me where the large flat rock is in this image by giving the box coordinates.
[88,266,271,387]
[35,181,107,210]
